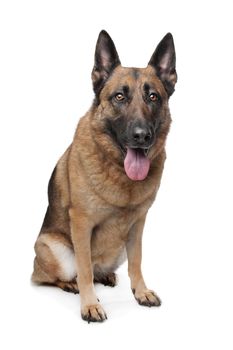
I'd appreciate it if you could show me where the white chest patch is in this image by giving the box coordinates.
[50,242,76,281]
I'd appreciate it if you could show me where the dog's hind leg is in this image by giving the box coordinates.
[31,232,79,294]
[94,271,117,287]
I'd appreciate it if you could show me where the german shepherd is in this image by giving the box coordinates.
[32,30,177,322]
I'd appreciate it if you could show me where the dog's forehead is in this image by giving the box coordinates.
[106,65,166,95]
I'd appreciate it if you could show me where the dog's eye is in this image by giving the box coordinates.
[115,93,125,102]
[149,93,158,102]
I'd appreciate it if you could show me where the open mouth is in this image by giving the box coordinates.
[124,147,151,181]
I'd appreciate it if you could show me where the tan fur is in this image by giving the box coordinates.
[32,31,176,322]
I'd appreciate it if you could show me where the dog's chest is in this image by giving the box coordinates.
[90,204,147,255]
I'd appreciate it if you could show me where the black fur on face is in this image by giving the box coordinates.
[103,75,165,154]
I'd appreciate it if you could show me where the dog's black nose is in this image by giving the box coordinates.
[132,126,152,146]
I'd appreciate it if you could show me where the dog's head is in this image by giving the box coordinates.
[91,30,177,181]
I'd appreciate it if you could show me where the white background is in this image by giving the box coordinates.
[0,0,233,349]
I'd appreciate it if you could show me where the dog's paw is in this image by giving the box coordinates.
[57,280,79,294]
[94,272,117,287]
[81,303,107,323]
[133,289,161,307]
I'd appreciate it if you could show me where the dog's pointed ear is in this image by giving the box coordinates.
[92,30,121,95]
[148,33,177,97]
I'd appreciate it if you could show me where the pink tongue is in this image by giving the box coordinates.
[124,148,150,181]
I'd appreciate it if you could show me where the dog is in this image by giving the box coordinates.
[32,30,177,322]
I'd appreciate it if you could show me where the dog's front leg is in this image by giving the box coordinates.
[69,208,107,322]
[126,215,161,307]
